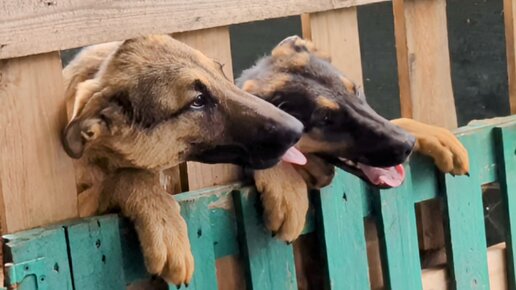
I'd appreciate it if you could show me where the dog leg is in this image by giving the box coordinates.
[391,118,469,175]
[101,169,194,287]
[254,162,309,243]
[294,154,335,189]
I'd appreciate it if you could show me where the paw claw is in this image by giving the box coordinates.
[466,172,470,177]
[255,162,309,243]
[176,284,181,289]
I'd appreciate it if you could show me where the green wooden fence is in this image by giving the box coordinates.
[2,116,515,290]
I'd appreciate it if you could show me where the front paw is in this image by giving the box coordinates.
[134,196,194,287]
[254,162,309,243]
[392,118,469,175]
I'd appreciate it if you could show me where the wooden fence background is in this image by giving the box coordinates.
[1,0,516,288]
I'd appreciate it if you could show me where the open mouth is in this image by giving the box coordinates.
[318,155,406,188]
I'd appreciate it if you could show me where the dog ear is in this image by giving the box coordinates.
[62,86,119,159]
[62,117,106,158]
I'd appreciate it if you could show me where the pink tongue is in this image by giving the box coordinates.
[281,147,307,165]
[357,163,405,187]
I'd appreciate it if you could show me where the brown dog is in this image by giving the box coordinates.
[61,35,305,286]
[236,35,469,242]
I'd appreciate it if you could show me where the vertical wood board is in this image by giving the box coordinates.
[495,123,516,289]
[0,52,78,233]
[315,170,371,290]
[373,168,423,290]
[442,134,490,290]
[234,188,298,290]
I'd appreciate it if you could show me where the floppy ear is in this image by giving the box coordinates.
[62,115,106,159]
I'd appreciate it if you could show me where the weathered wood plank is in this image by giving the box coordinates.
[442,133,489,290]
[315,170,370,290]
[373,168,423,290]
[234,188,298,290]
[178,197,218,290]
[495,123,516,289]
[67,216,125,290]
[173,27,243,191]
[0,0,389,59]
[308,7,363,85]
[3,226,73,289]
[0,52,77,233]
[504,0,516,114]
[392,0,457,128]
[392,0,457,256]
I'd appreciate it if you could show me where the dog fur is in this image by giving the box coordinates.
[237,36,470,243]
[62,35,304,286]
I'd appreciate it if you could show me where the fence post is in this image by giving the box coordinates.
[0,52,79,286]
[504,0,516,114]
[392,0,458,257]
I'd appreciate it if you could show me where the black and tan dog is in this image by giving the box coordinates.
[237,36,469,243]
[61,35,305,286]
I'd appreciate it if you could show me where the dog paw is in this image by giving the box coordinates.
[391,118,469,175]
[134,196,194,287]
[254,162,309,242]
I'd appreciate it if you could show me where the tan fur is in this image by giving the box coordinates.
[253,162,309,242]
[242,36,470,245]
[340,75,357,94]
[391,118,469,175]
[316,96,339,110]
[63,35,302,286]
[102,169,194,283]
[241,73,291,96]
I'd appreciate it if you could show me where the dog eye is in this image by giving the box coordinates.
[190,94,207,109]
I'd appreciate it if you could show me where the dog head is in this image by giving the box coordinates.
[237,36,416,187]
[62,35,304,170]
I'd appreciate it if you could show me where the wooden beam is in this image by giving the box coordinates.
[393,0,457,129]
[0,0,390,59]
[308,7,364,86]
[504,0,516,114]
[392,0,457,255]
[0,52,78,284]
[174,27,244,290]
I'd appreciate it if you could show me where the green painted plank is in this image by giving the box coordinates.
[176,197,218,290]
[442,133,490,290]
[66,215,125,290]
[315,169,370,290]
[495,123,516,289]
[234,188,298,290]
[3,226,73,290]
[119,218,148,284]
[373,166,423,290]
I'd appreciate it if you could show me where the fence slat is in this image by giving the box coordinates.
[374,168,423,290]
[3,227,73,290]
[178,197,219,290]
[67,216,125,290]
[443,134,490,290]
[0,52,78,233]
[234,188,298,290]
[495,123,516,289]
[308,7,363,85]
[504,0,516,114]
[315,170,370,290]
[0,0,389,59]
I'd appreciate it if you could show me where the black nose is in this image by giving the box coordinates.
[356,131,416,167]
